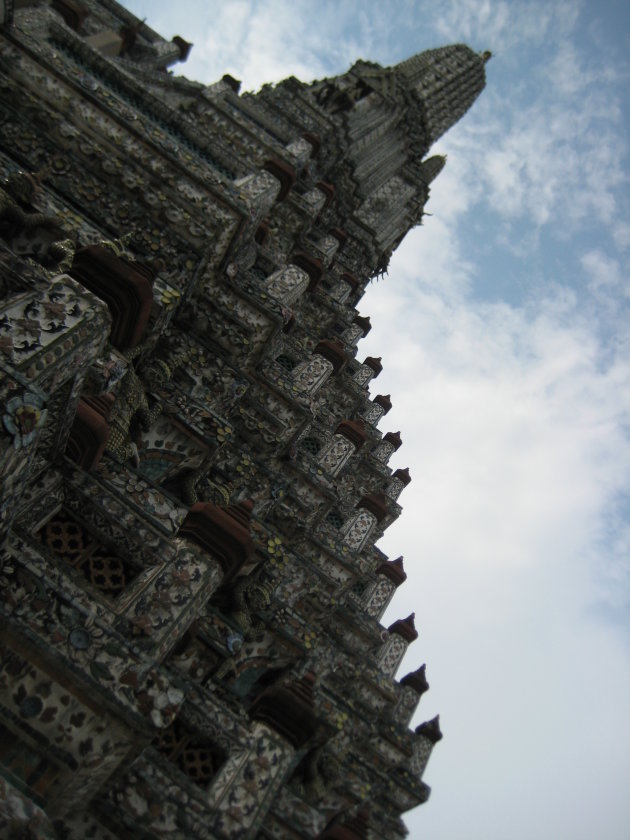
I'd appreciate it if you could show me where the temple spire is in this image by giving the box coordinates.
[392,44,488,144]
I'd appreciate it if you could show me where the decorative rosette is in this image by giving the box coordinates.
[2,392,47,450]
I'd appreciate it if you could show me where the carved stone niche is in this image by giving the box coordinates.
[329,228,347,249]
[178,499,255,585]
[65,395,112,471]
[303,133,322,157]
[263,159,297,201]
[68,246,157,350]
[249,671,319,749]
[316,181,335,207]
[292,251,324,291]
[51,0,88,31]
[317,808,371,840]
[255,218,270,245]
[313,339,348,375]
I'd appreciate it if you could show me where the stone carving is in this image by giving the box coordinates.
[291,355,334,396]
[104,349,172,467]
[0,170,77,270]
[221,570,274,641]
[293,742,341,803]
[341,508,377,551]
[373,439,395,462]
[360,401,385,424]
[378,633,407,677]
[266,264,310,305]
[353,363,375,387]
[0,170,60,233]
[365,577,396,618]
[0,17,488,836]
[318,434,355,477]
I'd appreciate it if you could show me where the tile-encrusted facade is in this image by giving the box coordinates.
[0,3,486,837]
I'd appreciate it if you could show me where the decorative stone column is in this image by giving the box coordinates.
[291,339,347,397]
[235,169,282,215]
[360,394,392,425]
[265,263,310,305]
[300,187,328,216]
[329,272,359,303]
[341,315,371,347]
[235,157,296,221]
[178,499,255,586]
[386,467,411,500]
[378,613,418,677]
[341,493,388,551]
[291,252,324,291]
[207,674,319,838]
[302,181,335,216]
[317,419,366,476]
[1,273,109,542]
[203,74,241,100]
[120,538,225,661]
[394,664,430,726]
[353,356,382,387]
[0,375,48,544]
[372,430,402,463]
[314,233,340,266]
[411,716,443,779]
[285,136,317,169]
[363,556,407,618]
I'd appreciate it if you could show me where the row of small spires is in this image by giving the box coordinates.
[183,499,435,697]
[251,672,442,837]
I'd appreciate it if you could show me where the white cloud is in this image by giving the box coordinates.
[432,0,581,54]
[581,249,624,293]
[361,233,630,838]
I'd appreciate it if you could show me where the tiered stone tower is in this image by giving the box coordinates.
[0,3,486,838]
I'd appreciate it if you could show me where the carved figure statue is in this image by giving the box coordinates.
[105,350,171,467]
[293,743,341,802]
[225,573,274,640]
[46,238,76,272]
[0,171,76,270]
[315,79,372,114]
[0,171,60,232]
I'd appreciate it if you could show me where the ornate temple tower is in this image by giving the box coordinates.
[0,3,486,838]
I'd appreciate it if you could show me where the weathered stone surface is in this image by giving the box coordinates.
[0,6,487,837]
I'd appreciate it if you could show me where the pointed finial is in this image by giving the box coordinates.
[420,154,447,185]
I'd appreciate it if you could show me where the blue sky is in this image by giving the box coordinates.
[122,2,630,838]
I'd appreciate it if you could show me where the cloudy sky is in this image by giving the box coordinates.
[122,2,630,838]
